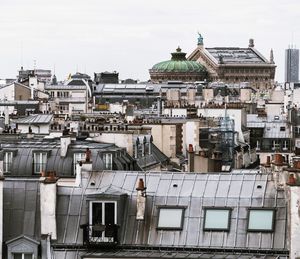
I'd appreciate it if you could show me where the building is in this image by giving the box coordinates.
[0,136,138,176]
[188,34,276,89]
[18,67,52,84]
[94,72,119,84]
[0,166,295,258]
[285,47,299,83]
[149,47,207,83]
[45,79,92,115]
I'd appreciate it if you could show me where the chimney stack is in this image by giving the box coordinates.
[60,136,71,157]
[188,144,195,172]
[40,171,57,240]
[249,38,254,48]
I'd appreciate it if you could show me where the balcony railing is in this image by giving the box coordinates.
[81,224,119,246]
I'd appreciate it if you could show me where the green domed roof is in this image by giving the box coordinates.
[151,47,206,73]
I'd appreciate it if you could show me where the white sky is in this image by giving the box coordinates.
[0,0,299,82]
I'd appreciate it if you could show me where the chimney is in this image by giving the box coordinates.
[75,161,82,187]
[188,144,195,172]
[40,171,57,240]
[60,136,71,157]
[136,178,146,220]
[273,153,284,166]
[289,186,300,258]
[266,156,271,166]
[249,38,254,48]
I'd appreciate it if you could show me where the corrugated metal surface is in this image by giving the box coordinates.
[55,170,288,253]
[3,179,41,242]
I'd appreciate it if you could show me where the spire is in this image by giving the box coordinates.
[197,32,203,46]
[270,49,274,64]
[248,38,254,48]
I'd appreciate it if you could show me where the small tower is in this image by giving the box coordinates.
[197,32,204,46]
[270,48,274,64]
[248,38,254,48]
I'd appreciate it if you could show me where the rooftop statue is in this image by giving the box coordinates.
[197,32,203,45]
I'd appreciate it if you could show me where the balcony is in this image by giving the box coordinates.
[81,224,119,246]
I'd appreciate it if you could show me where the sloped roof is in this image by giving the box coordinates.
[13,114,53,124]
[55,170,288,254]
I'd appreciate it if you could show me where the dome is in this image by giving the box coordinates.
[151,47,206,73]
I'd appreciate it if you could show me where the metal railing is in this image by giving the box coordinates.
[81,224,119,246]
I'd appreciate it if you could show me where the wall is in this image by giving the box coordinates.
[92,133,134,156]
[197,108,245,142]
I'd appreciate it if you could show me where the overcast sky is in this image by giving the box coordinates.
[0,0,299,82]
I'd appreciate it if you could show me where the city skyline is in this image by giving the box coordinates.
[0,0,299,82]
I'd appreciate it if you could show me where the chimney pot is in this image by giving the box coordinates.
[188,144,194,153]
[136,178,146,191]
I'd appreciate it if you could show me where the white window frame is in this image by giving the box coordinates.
[33,152,47,174]
[4,151,13,174]
[13,253,34,259]
[73,152,86,173]
[89,201,117,242]
[103,153,113,170]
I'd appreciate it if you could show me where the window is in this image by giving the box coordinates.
[73,153,86,173]
[89,201,117,242]
[33,152,47,174]
[247,209,275,232]
[204,208,231,231]
[280,126,286,132]
[157,207,185,230]
[13,253,33,259]
[103,153,113,170]
[4,152,13,174]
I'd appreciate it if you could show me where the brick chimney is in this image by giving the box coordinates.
[187,144,195,172]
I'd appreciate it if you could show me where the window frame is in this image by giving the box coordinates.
[247,208,276,232]
[103,153,113,170]
[13,253,34,259]
[203,207,232,232]
[33,152,47,175]
[157,206,186,231]
[3,151,13,174]
[73,152,86,174]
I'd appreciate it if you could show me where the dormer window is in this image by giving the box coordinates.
[89,201,117,243]
[103,153,113,170]
[73,152,86,173]
[33,152,47,174]
[4,151,13,174]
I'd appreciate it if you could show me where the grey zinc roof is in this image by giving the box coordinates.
[3,179,41,242]
[13,114,53,124]
[54,170,288,255]
[1,139,136,176]
[206,48,267,64]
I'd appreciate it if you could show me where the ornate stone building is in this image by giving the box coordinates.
[188,34,276,89]
[149,47,207,83]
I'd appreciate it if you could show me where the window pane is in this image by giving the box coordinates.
[24,254,33,259]
[13,254,22,259]
[248,210,274,231]
[158,208,183,229]
[204,209,230,230]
